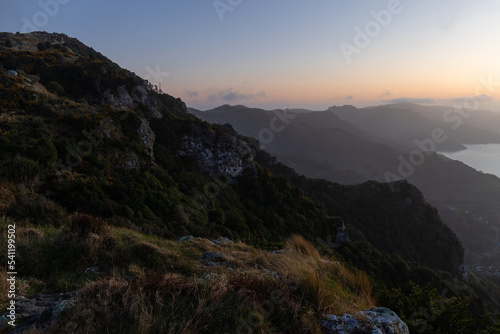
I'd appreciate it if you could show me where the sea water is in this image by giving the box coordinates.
[438,144,500,179]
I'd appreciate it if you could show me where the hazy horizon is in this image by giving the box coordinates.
[192,102,500,113]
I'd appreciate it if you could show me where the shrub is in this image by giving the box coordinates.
[71,213,110,237]
[46,81,64,95]
[125,241,168,269]
[378,282,492,334]
[31,138,58,166]
[10,190,67,226]
[3,155,40,185]
[34,100,55,116]
[0,136,11,152]
[37,41,51,51]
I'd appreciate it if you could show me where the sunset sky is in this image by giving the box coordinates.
[1,0,500,110]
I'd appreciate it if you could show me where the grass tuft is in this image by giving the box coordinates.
[71,213,110,237]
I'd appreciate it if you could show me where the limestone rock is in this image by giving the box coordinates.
[201,252,227,267]
[178,124,255,181]
[178,235,195,242]
[0,291,78,333]
[322,307,409,334]
[212,237,234,245]
[139,117,155,158]
[116,152,140,169]
[103,84,161,119]
[201,252,226,261]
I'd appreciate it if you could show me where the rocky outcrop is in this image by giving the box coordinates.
[116,152,141,169]
[178,235,195,242]
[201,252,227,267]
[103,84,161,119]
[133,84,162,118]
[0,291,77,333]
[212,237,234,245]
[102,84,158,163]
[322,307,409,334]
[139,117,155,158]
[328,217,350,244]
[178,124,256,181]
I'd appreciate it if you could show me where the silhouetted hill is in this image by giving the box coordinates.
[384,103,500,137]
[331,104,500,152]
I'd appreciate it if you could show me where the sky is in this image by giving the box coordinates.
[1,0,500,111]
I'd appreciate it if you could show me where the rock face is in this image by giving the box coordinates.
[179,123,255,180]
[322,308,409,334]
[139,117,155,158]
[103,84,160,118]
[102,83,159,164]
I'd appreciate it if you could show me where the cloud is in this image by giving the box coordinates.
[184,90,199,98]
[451,94,492,102]
[332,95,355,101]
[388,97,442,104]
[378,90,393,98]
[384,94,493,105]
[208,88,266,102]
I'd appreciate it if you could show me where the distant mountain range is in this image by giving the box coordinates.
[190,104,500,269]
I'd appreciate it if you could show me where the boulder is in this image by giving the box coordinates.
[212,237,234,245]
[201,252,227,267]
[322,307,409,334]
[201,252,226,261]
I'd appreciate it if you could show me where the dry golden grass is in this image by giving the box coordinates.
[52,274,244,334]
[287,234,321,260]
[8,226,376,333]
[269,235,375,315]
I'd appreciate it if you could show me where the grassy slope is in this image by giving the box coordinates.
[0,217,374,333]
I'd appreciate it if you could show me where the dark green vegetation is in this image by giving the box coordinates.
[0,32,499,333]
